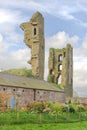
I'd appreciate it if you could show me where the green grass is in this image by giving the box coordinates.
[0,121,87,130]
[0,111,87,130]
[4,68,32,77]
[0,111,87,125]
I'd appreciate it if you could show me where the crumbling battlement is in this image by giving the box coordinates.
[48,44,73,97]
[20,12,45,79]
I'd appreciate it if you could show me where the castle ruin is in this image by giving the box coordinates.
[20,12,73,97]
[48,44,73,97]
[20,12,45,80]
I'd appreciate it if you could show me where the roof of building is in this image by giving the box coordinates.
[0,72,64,92]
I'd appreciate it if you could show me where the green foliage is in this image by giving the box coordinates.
[27,101,45,113]
[0,110,87,125]
[1,121,87,130]
[68,104,76,113]
[0,121,87,130]
[54,83,62,88]
[48,75,54,82]
[5,68,32,77]
[77,104,85,112]
[62,103,86,113]
[45,101,53,108]
[32,101,45,113]
[68,99,72,104]
[51,102,62,113]
[62,104,69,112]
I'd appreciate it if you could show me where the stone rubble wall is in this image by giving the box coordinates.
[0,85,65,107]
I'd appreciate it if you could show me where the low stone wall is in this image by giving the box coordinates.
[0,85,65,107]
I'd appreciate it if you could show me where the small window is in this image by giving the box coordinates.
[22,90,24,92]
[58,64,62,71]
[37,91,39,94]
[34,28,36,35]
[58,54,63,61]
[50,69,54,75]
[3,88,5,91]
[13,89,15,91]
[44,91,46,94]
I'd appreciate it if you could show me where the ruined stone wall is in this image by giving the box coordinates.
[35,90,65,103]
[66,97,87,105]
[20,12,45,79]
[48,44,73,97]
[0,86,34,107]
[0,85,65,107]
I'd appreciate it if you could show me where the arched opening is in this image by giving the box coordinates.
[58,54,63,61]
[58,64,62,71]
[57,74,62,84]
[34,28,36,35]
[50,69,54,75]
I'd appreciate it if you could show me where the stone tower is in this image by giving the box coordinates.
[20,12,45,79]
[48,44,73,97]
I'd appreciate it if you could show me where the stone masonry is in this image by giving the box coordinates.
[20,12,45,79]
[48,44,73,97]
[0,85,65,107]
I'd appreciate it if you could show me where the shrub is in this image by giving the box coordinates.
[27,102,35,112]
[33,101,45,113]
[77,104,85,112]
[62,104,69,112]
[69,104,76,113]
[48,75,54,82]
[62,104,77,113]
[52,102,62,113]
[45,101,53,108]
[27,101,46,113]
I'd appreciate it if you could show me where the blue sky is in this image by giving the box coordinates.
[0,0,87,97]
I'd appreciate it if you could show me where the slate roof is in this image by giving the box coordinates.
[0,72,64,92]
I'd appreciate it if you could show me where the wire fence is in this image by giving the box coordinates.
[0,108,87,125]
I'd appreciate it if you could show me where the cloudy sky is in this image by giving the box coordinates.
[0,0,87,97]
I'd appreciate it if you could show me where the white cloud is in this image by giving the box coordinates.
[0,0,87,21]
[74,34,87,57]
[11,48,30,61]
[0,9,22,24]
[0,33,9,53]
[73,34,87,97]
[0,47,31,70]
[0,0,87,29]
[46,31,79,49]
[0,32,30,70]
[0,34,3,42]
[0,9,24,48]
[0,10,14,23]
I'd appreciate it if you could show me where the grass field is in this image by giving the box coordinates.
[0,111,87,125]
[0,121,87,130]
